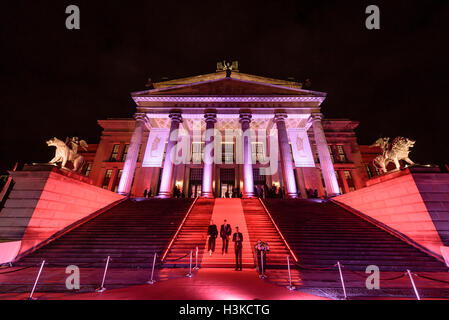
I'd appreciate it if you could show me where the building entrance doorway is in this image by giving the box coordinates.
[253,168,267,197]
[220,168,235,198]
[189,168,203,198]
[220,183,234,198]
[190,184,202,198]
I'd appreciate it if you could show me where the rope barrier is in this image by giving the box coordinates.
[341,264,407,281]
[414,273,449,284]
[165,252,190,263]
[0,265,36,275]
[294,262,337,271]
[44,258,110,268]
[381,273,407,281]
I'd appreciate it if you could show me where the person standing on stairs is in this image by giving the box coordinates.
[220,219,232,255]
[207,220,218,256]
[233,226,243,271]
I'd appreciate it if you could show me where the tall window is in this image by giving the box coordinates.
[336,145,346,162]
[336,171,344,194]
[191,142,204,164]
[222,142,234,163]
[110,144,120,161]
[253,168,266,185]
[328,145,335,163]
[113,170,123,192]
[121,144,130,162]
[344,170,355,192]
[102,169,113,189]
[251,142,265,164]
[85,163,93,177]
[189,168,203,182]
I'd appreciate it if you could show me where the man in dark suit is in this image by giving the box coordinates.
[220,219,232,255]
[207,220,218,256]
[232,226,243,271]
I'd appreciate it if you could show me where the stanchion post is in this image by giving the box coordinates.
[186,250,193,278]
[337,262,347,300]
[96,256,110,293]
[147,253,157,285]
[260,250,266,279]
[194,246,199,270]
[407,269,421,300]
[28,260,45,300]
[287,256,296,291]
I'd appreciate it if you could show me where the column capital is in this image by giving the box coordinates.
[310,113,324,123]
[239,112,252,123]
[274,113,288,122]
[134,112,148,123]
[169,112,183,123]
[204,112,217,123]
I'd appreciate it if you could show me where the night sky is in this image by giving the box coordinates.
[1,0,448,171]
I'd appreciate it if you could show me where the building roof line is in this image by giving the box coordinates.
[131,76,327,97]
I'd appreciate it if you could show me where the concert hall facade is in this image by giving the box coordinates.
[2,64,449,300]
[82,66,377,199]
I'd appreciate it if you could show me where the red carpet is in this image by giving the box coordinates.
[201,199,254,267]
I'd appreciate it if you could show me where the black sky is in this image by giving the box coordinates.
[1,0,448,171]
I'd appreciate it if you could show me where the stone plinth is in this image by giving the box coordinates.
[0,165,125,256]
[335,167,449,257]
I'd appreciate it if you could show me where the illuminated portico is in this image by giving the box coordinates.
[81,68,379,199]
[113,71,341,199]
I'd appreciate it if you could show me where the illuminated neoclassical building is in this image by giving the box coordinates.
[83,65,371,198]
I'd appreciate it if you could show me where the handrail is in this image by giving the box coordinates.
[161,197,199,262]
[13,196,129,263]
[330,199,446,264]
[258,198,299,263]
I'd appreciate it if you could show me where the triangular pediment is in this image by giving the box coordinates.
[133,77,325,97]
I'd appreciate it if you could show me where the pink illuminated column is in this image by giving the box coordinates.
[158,113,183,198]
[274,113,298,198]
[310,113,340,197]
[201,112,217,198]
[117,113,148,195]
[239,112,255,198]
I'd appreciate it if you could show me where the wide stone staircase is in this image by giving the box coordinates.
[163,198,214,267]
[241,199,290,269]
[263,199,447,272]
[15,199,193,268]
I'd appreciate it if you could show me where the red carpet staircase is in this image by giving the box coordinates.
[163,199,214,267]
[200,199,255,268]
[15,199,193,268]
[241,199,291,269]
[263,199,447,272]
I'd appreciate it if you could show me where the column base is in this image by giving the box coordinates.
[287,194,298,199]
[156,193,171,199]
[327,193,341,198]
[243,193,256,198]
[201,192,214,199]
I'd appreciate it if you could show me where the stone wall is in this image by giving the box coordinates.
[0,165,125,255]
[334,167,449,256]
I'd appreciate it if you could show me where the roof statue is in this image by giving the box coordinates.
[370,137,416,173]
[46,137,88,172]
[216,60,239,77]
